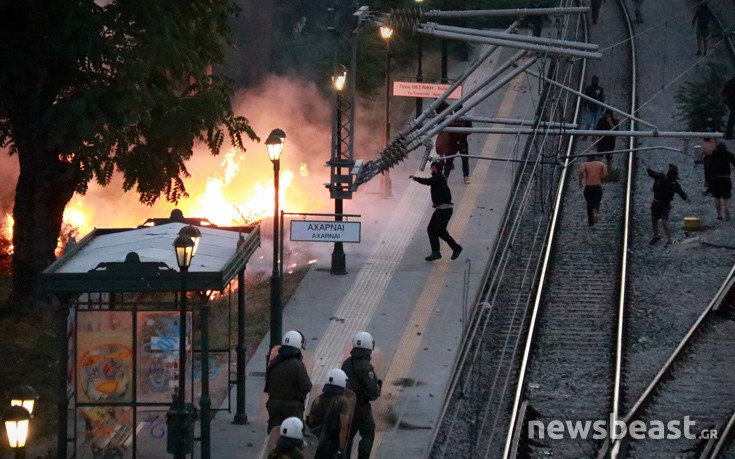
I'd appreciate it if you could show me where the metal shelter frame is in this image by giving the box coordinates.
[41,219,260,459]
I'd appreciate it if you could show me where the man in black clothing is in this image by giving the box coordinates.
[526,0,545,37]
[410,161,463,261]
[582,76,605,137]
[647,164,689,246]
[702,137,735,220]
[595,110,619,168]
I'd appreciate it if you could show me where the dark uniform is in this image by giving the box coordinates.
[307,386,350,459]
[595,110,619,167]
[341,349,381,459]
[709,142,735,201]
[265,347,313,434]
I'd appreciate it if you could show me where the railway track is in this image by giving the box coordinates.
[426,0,638,456]
[426,0,735,457]
[599,264,735,458]
[427,1,616,457]
[506,0,636,456]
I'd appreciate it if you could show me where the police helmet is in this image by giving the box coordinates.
[326,368,348,388]
[352,331,375,350]
[282,330,305,350]
[279,417,304,440]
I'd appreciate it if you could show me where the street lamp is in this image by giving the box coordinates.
[168,233,196,459]
[331,71,347,275]
[4,405,30,459]
[416,0,424,119]
[178,225,201,257]
[9,385,38,417]
[266,129,286,349]
[380,25,394,199]
[332,70,347,92]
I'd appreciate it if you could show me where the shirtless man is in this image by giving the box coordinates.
[578,155,608,226]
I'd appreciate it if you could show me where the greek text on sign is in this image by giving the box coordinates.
[291,220,361,243]
[392,81,463,99]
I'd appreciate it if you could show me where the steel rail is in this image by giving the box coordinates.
[709,409,735,458]
[428,23,576,458]
[599,263,735,458]
[504,0,636,455]
[501,5,592,457]
[608,0,637,456]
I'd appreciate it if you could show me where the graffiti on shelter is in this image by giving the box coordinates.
[137,311,191,401]
[77,311,133,403]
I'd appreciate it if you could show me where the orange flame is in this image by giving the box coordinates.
[2,213,13,253]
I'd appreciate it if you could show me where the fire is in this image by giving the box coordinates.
[2,213,13,254]
[63,200,92,235]
[51,143,326,240]
[186,148,297,226]
[3,213,12,240]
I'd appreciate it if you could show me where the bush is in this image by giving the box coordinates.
[674,62,729,132]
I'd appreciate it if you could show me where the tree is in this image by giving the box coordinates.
[0,0,257,305]
[674,62,729,132]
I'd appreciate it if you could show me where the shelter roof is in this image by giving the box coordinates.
[42,222,260,293]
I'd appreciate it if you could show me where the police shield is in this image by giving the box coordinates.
[262,428,319,459]
[305,389,356,454]
[258,345,316,425]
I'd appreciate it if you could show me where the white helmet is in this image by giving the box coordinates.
[282,330,305,350]
[326,368,348,388]
[352,331,374,350]
[279,417,304,440]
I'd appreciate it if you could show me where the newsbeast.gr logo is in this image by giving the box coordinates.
[528,415,718,441]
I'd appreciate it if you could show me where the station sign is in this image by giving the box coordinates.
[392,81,463,99]
[290,220,361,243]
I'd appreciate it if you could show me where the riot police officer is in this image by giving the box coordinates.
[265,330,313,433]
[341,331,381,459]
[267,417,306,459]
[307,368,354,459]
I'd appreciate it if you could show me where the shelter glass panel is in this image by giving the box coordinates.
[136,311,191,403]
[77,311,134,403]
[135,409,169,458]
[76,406,134,459]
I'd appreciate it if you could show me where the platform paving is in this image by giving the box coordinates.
[207,46,539,459]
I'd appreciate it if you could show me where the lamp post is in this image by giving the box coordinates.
[416,0,424,119]
[331,71,347,275]
[168,230,198,459]
[380,25,394,199]
[4,405,30,459]
[441,0,448,83]
[266,129,286,349]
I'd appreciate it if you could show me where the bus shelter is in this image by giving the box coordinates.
[41,218,260,459]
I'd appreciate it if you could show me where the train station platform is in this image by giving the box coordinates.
[209,48,540,459]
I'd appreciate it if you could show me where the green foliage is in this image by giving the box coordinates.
[674,62,729,132]
[0,0,257,206]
